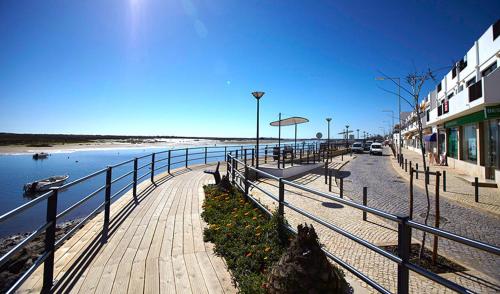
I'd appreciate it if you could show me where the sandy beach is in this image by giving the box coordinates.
[0,138,288,155]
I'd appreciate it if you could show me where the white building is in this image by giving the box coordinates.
[400,20,500,182]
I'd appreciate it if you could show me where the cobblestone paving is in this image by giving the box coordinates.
[248,155,500,293]
[342,148,500,283]
[395,148,500,216]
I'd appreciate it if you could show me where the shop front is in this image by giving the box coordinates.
[484,105,500,180]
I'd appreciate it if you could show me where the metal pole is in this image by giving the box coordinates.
[252,148,255,166]
[324,161,328,184]
[329,170,332,192]
[397,216,411,294]
[168,150,171,174]
[433,172,441,265]
[42,189,58,292]
[265,146,268,163]
[244,165,249,200]
[475,177,479,202]
[103,166,112,242]
[278,112,281,168]
[362,187,367,221]
[133,158,138,198]
[398,78,402,160]
[185,148,188,168]
[256,97,260,169]
[278,179,285,217]
[150,153,155,183]
[416,163,419,179]
[340,178,343,198]
[204,147,207,164]
[409,168,414,220]
[443,170,446,192]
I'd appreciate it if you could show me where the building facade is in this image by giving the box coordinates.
[397,20,500,182]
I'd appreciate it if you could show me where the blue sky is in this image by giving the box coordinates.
[0,0,499,139]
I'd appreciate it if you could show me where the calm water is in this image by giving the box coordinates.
[0,145,244,237]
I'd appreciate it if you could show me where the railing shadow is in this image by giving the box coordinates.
[50,167,194,292]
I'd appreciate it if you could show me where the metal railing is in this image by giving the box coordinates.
[227,153,500,294]
[0,141,324,293]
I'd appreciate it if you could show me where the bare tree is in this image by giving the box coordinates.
[378,68,438,259]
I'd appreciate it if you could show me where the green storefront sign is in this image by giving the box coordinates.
[485,105,500,119]
[444,111,485,128]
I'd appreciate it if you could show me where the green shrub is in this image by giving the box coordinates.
[202,184,290,293]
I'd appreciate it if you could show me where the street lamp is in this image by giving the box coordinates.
[345,125,349,147]
[252,91,265,169]
[376,76,401,157]
[326,118,332,162]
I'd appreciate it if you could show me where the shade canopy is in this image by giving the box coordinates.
[270,116,309,127]
[424,133,437,142]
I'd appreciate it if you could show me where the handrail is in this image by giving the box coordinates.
[0,142,323,292]
[227,152,500,294]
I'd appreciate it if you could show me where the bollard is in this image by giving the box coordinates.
[324,161,328,184]
[329,170,332,192]
[340,178,343,198]
[475,177,479,202]
[443,170,446,192]
[405,159,407,173]
[415,163,419,179]
[409,161,412,176]
[362,187,367,221]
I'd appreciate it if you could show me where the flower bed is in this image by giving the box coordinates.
[202,184,290,293]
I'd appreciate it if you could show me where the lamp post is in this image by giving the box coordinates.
[376,77,401,158]
[345,125,350,147]
[356,129,359,140]
[326,118,332,162]
[252,91,265,169]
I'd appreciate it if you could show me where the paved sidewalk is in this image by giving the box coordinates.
[395,148,500,216]
[250,154,499,293]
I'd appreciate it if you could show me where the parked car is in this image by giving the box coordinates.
[364,141,373,151]
[351,142,364,153]
[370,143,383,155]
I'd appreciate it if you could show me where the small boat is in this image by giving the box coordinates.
[23,175,69,193]
[33,152,49,160]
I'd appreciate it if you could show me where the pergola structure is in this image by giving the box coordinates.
[270,114,309,166]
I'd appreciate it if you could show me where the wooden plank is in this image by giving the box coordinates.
[184,252,208,294]
[195,252,224,294]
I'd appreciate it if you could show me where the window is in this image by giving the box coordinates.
[482,61,497,77]
[443,100,449,114]
[494,19,500,40]
[448,92,454,99]
[448,128,458,159]
[452,66,457,78]
[459,56,467,71]
[466,77,476,87]
[469,80,483,102]
[461,124,477,162]
[458,85,464,93]
[426,110,430,122]
[437,83,442,92]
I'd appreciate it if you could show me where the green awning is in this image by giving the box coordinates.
[444,111,485,128]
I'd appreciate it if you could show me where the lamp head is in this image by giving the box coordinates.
[252,91,265,99]
[326,118,332,122]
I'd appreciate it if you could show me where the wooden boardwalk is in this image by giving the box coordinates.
[19,164,236,294]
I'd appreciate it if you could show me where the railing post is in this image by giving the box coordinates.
[475,177,479,202]
[442,170,446,192]
[235,149,239,160]
[231,157,236,184]
[168,150,171,174]
[340,178,343,198]
[244,149,248,166]
[42,188,58,293]
[251,148,255,166]
[133,158,138,198]
[103,166,112,242]
[224,146,227,161]
[425,166,430,184]
[409,161,411,174]
[264,146,268,163]
[397,216,411,294]
[204,147,207,164]
[362,187,367,221]
[278,179,285,217]
[185,148,188,168]
[282,150,285,169]
[244,165,249,200]
[341,152,343,161]
[409,168,414,220]
[415,163,419,179]
[150,153,155,183]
